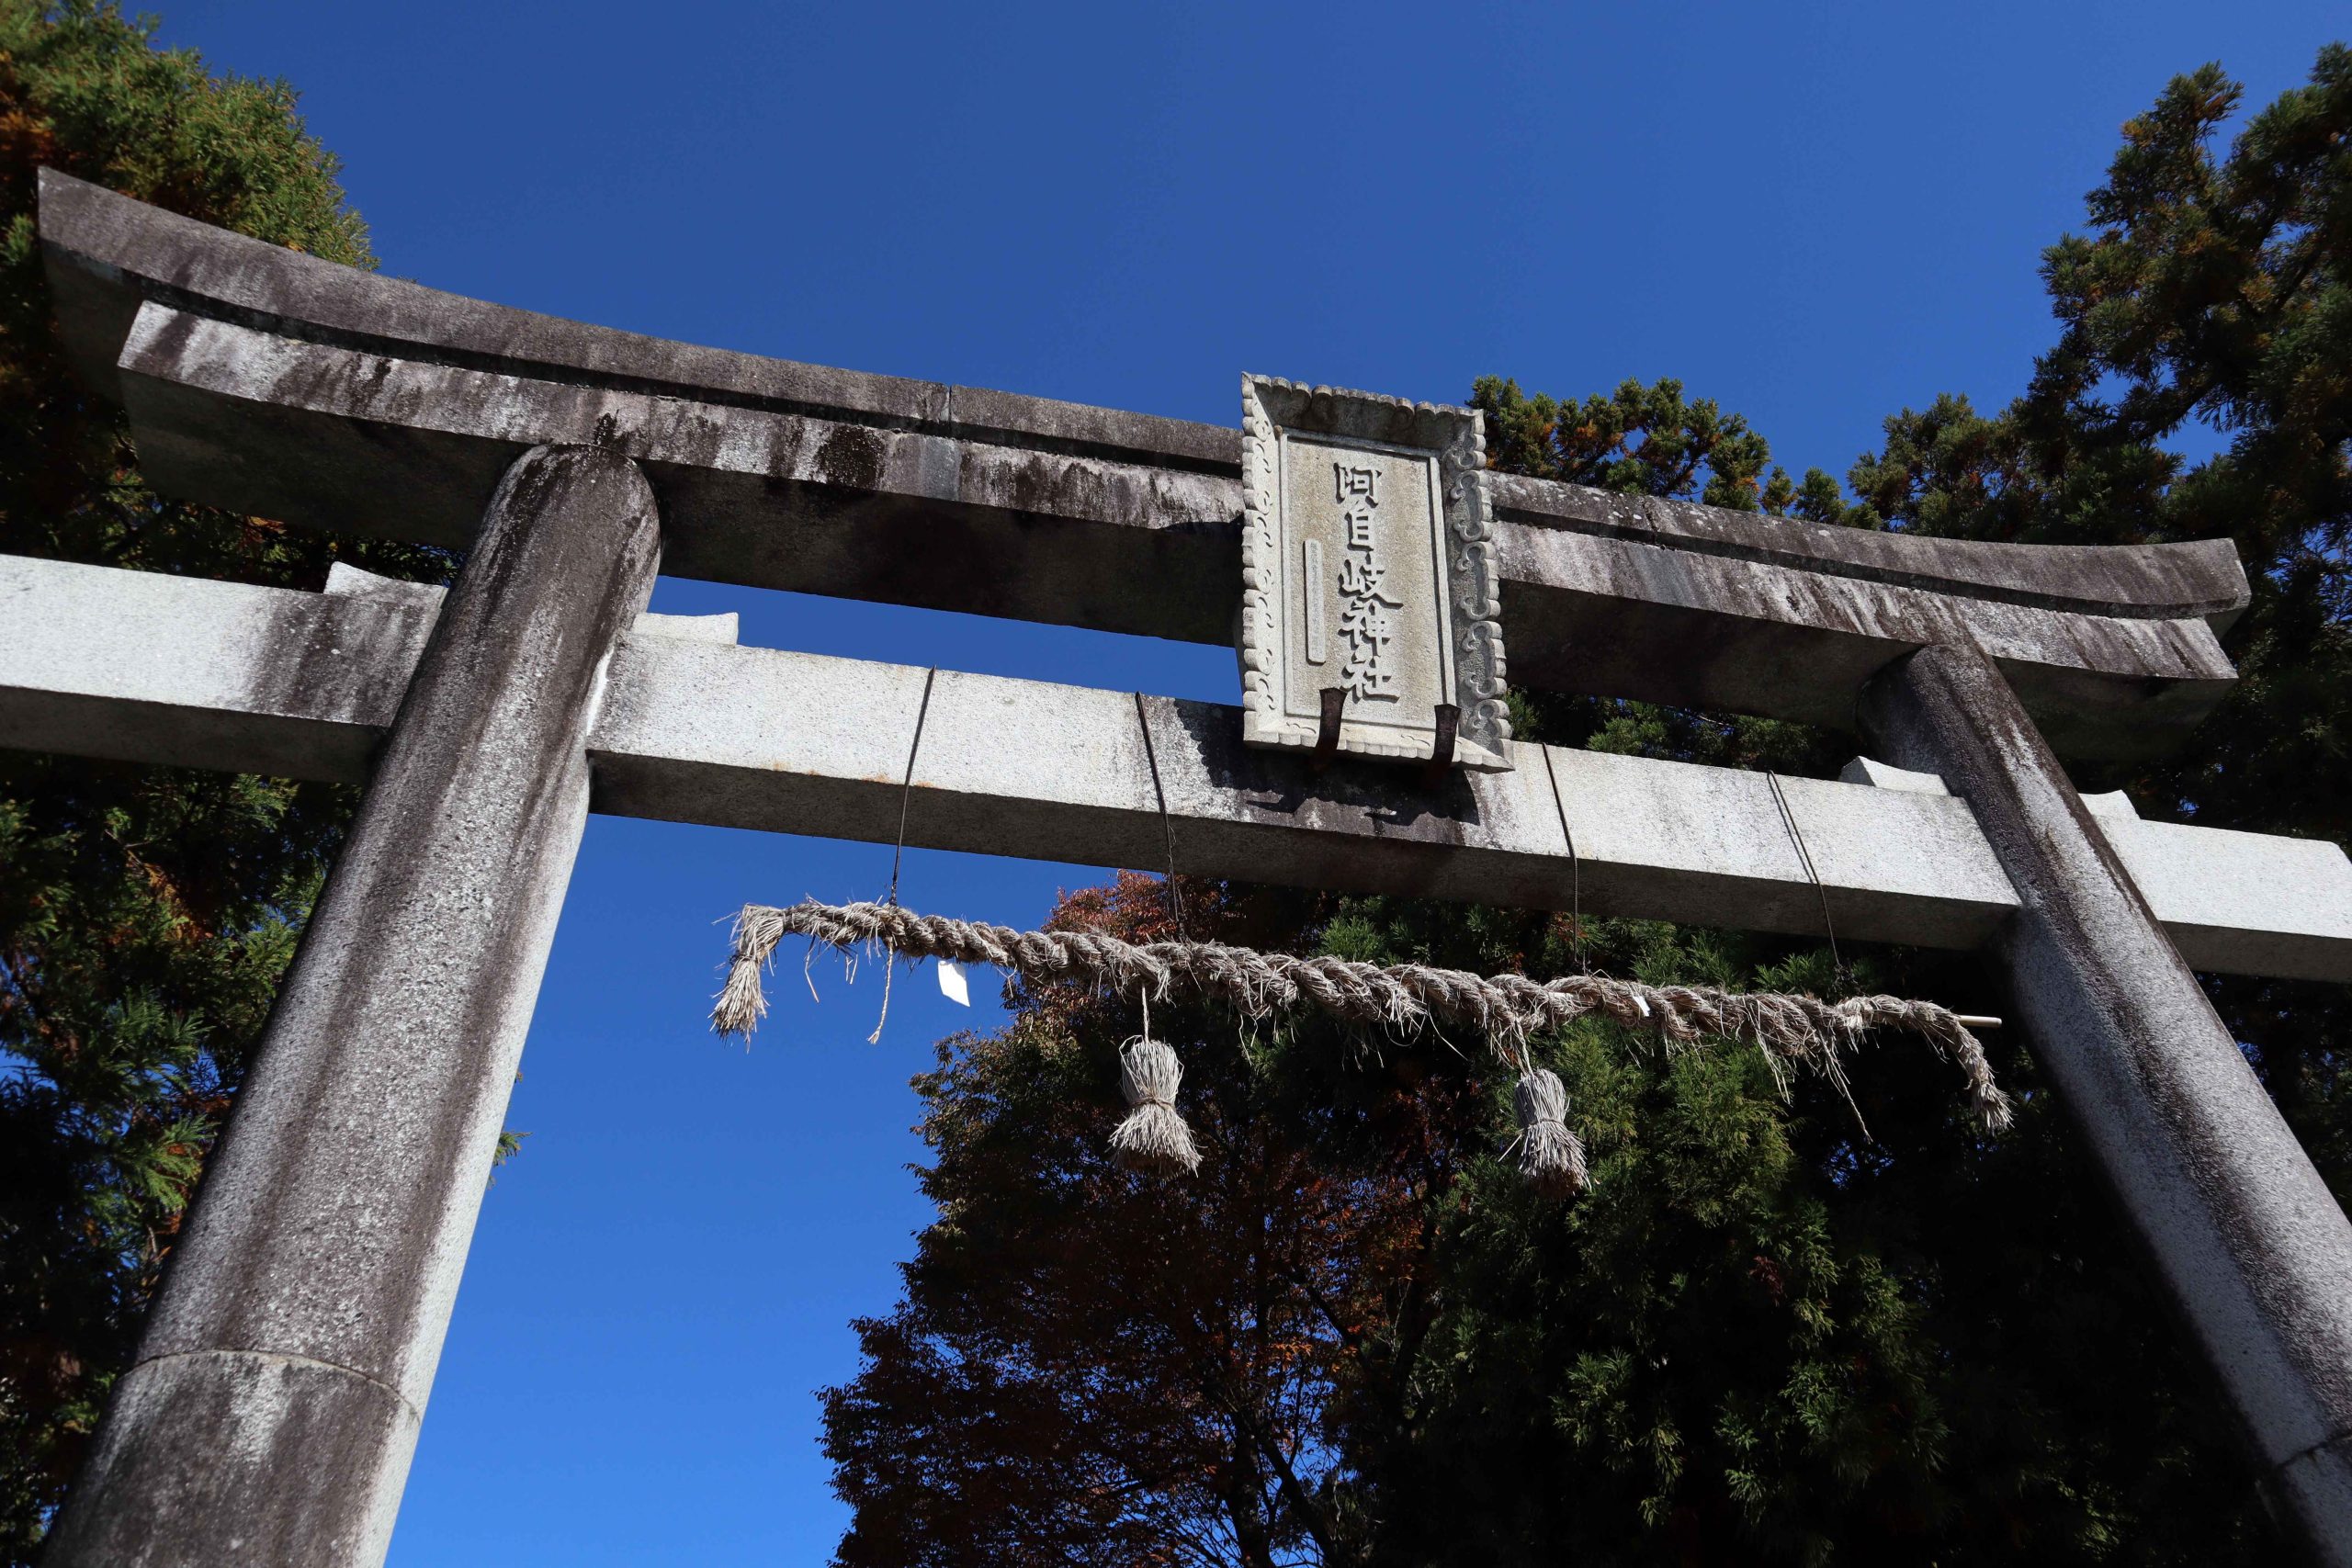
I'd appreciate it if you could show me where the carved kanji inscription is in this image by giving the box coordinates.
[1239,377,1511,771]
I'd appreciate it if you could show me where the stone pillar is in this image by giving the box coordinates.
[45,446,661,1568]
[1859,642,2352,1563]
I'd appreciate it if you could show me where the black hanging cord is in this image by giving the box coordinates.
[1765,770,1846,982]
[885,668,938,908]
[867,668,936,1044]
[1133,690,1186,937]
[1539,743,1587,973]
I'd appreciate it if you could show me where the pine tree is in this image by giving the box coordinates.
[0,6,447,1555]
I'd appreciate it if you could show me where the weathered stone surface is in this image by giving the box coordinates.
[1490,475,2246,623]
[1493,518,2238,759]
[100,300,2241,762]
[0,549,435,780]
[37,1351,417,1568]
[8,553,2350,981]
[40,447,661,1567]
[35,167,1233,468]
[38,169,2249,761]
[34,166,2251,625]
[1860,645,2352,1566]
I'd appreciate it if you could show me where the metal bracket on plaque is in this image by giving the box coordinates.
[1237,376,1511,773]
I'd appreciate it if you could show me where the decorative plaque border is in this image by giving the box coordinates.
[1238,374,1512,771]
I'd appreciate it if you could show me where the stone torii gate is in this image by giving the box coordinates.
[14,167,2352,1563]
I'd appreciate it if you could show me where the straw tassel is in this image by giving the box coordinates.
[1109,1035,1201,1177]
[713,905,788,1038]
[1514,1066,1588,1197]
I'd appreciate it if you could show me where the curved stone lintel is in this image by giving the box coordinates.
[39,167,2250,759]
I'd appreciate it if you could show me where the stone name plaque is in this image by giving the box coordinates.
[1239,376,1510,770]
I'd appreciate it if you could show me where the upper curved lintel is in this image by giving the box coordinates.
[1491,479,2248,627]
[35,166,1237,473]
[37,166,2249,629]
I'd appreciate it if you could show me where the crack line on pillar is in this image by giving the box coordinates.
[128,1347,423,1423]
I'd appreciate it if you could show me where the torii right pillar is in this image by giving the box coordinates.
[1860,642,2352,1560]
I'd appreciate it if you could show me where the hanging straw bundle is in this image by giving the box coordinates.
[713,898,2012,1194]
[1109,1035,1202,1177]
[1512,1066,1588,1197]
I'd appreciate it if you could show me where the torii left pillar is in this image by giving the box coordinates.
[44,446,661,1568]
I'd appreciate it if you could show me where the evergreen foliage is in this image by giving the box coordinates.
[0,5,447,1555]
[825,49,2351,1564]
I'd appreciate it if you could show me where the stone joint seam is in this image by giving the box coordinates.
[2274,1424,2352,1477]
[130,1346,424,1425]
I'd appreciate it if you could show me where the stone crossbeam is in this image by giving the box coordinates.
[6,552,2346,983]
[40,168,2247,761]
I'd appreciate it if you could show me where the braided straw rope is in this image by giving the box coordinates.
[712,899,2013,1135]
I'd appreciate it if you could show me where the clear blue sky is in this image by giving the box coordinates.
[146,2,2345,1561]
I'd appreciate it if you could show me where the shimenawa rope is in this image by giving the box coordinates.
[711,898,2014,1193]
